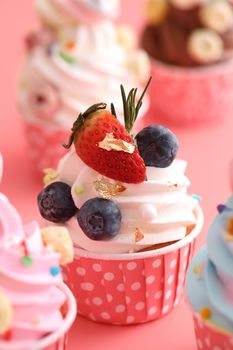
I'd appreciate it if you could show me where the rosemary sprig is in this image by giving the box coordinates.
[120,77,152,134]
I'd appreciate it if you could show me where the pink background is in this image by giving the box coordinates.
[0,1,232,349]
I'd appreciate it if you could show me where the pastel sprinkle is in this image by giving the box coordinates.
[227,219,233,236]
[217,204,231,213]
[192,194,202,202]
[74,185,85,195]
[200,307,212,320]
[50,266,61,276]
[22,255,33,267]
[66,41,75,50]
[59,51,76,64]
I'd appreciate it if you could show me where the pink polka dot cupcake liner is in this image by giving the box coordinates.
[193,314,233,350]
[149,59,233,126]
[1,284,77,350]
[24,121,69,176]
[63,207,203,325]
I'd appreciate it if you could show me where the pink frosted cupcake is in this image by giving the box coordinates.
[141,0,233,125]
[0,193,77,349]
[37,82,203,325]
[18,0,150,176]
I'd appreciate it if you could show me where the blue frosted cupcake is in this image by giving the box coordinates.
[186,196,233,350]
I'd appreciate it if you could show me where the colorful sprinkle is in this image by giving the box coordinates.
[66,41,75,50]
[50,266,61,276]
[22,255,33,267]
[193,263,204,278]
[192,194,202,202]
[59,51,76,64]
[74,185,85,195]
[227,219,233,236]
[135,228,144,242]
[200,307,212,320]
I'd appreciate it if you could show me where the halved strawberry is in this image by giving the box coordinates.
[64,79,151,184]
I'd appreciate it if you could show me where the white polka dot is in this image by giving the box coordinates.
[118,263,123,270]
[213,347,222,350]
[153,259,161,268]
[135,302,145,311]
[117,283,125,292]
[197,339,203,349]
[174,297,180,307]
[81,282,94,291]
[167,275,174,284]
[127,262,137,270]
[204,337,210,347]
[115,305,126,313]
[170,259,177,269]
[106,294,113,302]
[92,297,103,306]
[89,313,96,321]
[92,264,102,272]
[104,272,115,281]
[101,312,110,320]
[183,247,189,257]
[126,316,135,323]
[148,306,157,315]
[85,298,90,306]
[131,282,141,291]
[162,304,170,314]
[154,290,163,299]
[177,285,182,294]
[183,262,187,271]
[126,296,131,304]
[146,275,155,284]
[165,290,172,300]
[76,267,86,276]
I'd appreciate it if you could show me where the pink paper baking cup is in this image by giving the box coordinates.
[63,206,203,325]
[24,121,69,176]
[149,58,233,126]
[193,313,233,350]
[0,283,77,350]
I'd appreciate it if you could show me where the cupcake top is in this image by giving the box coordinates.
[142,0,233,67]
[0,193,74,347]
[18,0,150,129]
[186,196,233,333]
[37,80,200,254]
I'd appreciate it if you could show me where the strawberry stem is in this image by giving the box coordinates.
[63,103,107,149]
[120,77,152,134]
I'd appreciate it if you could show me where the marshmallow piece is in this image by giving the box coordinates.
[187,29,224,63]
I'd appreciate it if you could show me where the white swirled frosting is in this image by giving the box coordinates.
[55,150,198,254]
[18,10,150,129]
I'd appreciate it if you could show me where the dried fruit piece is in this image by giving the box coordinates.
[41,226,74,265]
[199,0,233,34]
[187,29,223,64]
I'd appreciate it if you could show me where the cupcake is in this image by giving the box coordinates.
[186,197,233,349]
[141,0,233,125]
[37,81,203,325]
[18,0,150,176]
[0,193,77,349]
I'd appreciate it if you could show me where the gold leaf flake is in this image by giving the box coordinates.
[98,133,135,154]
[93,177,127,199]
[135,228,144,242]
[167,181,178,191]
[43,168,59,186]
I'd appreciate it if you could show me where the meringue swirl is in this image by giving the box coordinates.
[186,196,233,333]
[57,150,198,254]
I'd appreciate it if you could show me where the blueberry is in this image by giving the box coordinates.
[77,198,121,240]
[38,181,77,223]
[135,125,179,168]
